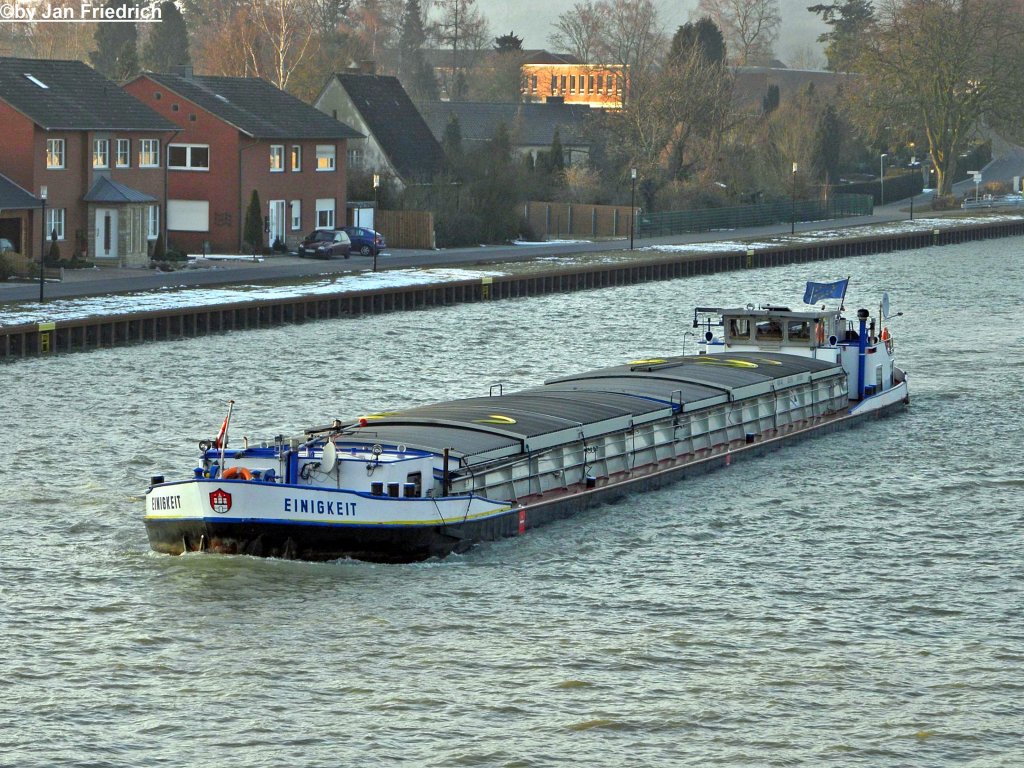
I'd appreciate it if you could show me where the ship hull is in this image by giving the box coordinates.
[144,388,907,563]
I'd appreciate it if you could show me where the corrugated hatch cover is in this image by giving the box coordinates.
[344,353,842,464]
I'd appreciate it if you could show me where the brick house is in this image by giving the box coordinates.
[520,53,627,109]
[124,68,363,253]
[0,57,177,267]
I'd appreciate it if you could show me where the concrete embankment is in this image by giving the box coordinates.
[3,218,1022,360]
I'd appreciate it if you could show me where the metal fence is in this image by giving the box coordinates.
[637,194,874,238]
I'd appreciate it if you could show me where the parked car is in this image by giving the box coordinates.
[298,229,351,259]
[342,226,386,257]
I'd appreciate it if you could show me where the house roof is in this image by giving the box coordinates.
[82,176,157,203]
[0,57,176,132]
[417,101,594,148]
[521,50,583,66]
[142,71,363,140]
[332,74,446,181]
[0,172,40,211]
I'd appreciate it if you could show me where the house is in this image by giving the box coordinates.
[732,66,857,112]
[0,57,177,266]
[314,72,446,189]
[124,68,363,253]
[417,100,595,166]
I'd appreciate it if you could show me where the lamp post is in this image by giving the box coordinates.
[372,173,380,272]
[790,162,798,234]
[39,185,47,302]
[629,167,637,250]
[880,153,888,206]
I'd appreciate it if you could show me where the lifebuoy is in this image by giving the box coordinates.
[880,327,890,341]
[222,466,253,480]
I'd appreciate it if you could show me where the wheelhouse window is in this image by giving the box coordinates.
[46,207,65,240]
[786,320,811,341]
[46,138,65,169]
[270,144,284,172]
[168,144,210,171]
[93,139,110,169]
[291,145,301,171]
[316,144,336,171]
[116,138,130,167]
[315,198,335,228]
[727,318,751,341]
[139,139,160,167]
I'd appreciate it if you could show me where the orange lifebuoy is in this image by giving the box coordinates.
[222,466,253,480]
[880,327,890,341]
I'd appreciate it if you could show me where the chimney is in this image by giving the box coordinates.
[359,60,377,76]
[171,65,194,79]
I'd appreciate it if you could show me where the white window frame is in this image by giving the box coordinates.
[116,138,130,168]
[139,139,160,168]
[290,199,301,231]
[270,144,285,172]
[291,145,302,172]
[315,198,335,228]
[316,144,336,172]
[46,207,65,241]
[46,138,65,169]
[147,204,160,240]
[346,148,363,169]
[93,138,110,169]
[168,144,210,171]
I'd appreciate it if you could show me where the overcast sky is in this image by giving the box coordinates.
[475,0,828,69]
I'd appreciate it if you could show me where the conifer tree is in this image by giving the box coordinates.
[142,0,191,73]
[244,190,264,254]
[90,0,140,81]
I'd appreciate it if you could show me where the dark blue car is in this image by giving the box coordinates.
[343,226,386,257]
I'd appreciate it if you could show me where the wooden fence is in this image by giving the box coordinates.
[523,201,638,239]
[376,210,435,250]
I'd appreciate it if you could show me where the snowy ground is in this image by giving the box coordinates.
[4,213,1022,328]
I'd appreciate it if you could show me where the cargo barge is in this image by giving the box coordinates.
[144,282,908,562]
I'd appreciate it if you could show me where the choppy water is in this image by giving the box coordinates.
[2,241,1023,767]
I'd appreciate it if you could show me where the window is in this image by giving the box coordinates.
[588,75,595,93]
[46,138,65,169]
[346,148,363,169]
[315,198,335,228]
[291,145,301,172]
[168,144,210,170]
[569,75,576,94]
[316,145,336,171]
[270,144,284,172]
[93,138,110,168]
[148,205,160,240]
[116,138,130,167]
[560,75,567,92]
[139,139,160,167]
[550,74,557,92]
[46,207,65,240]
[290,200,301,231]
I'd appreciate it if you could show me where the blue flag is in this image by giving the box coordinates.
[803,279,849,304]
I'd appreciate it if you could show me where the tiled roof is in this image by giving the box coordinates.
[334,74,446,181]
[143,71,363,140]
[82,176,157,203]
[0,57,176,131]
[417,101,594,148]
[0,172,40,210]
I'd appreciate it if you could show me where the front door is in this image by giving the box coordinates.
[94,208,118,260]
[268,200,286,247]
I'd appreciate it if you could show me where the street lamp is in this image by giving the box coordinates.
[790,162,798,234]
[39,185,47,302]
[629,168,637,250]
[880,153,888,206]
[372,173,380,272]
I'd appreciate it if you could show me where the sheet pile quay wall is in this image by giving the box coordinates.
[4,219,1022,360]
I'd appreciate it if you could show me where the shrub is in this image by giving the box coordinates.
[0,253,11,281]
[151,236,165,261]
[45,234,61,266]
[930,195,959,211]
[516,216,541,242]
[271,236,287,253]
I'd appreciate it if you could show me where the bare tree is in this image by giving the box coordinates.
[694,0,780,65]
[250,0,318,90]
[548,1,605,63]
[855,0,1024,195]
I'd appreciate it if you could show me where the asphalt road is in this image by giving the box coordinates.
[1,205,924,303]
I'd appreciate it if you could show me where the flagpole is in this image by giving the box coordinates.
[839,275,851,309]
[218,400,235,476]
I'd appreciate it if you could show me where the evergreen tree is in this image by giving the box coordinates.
[808,0,875,72]
[90,0,140,81]
[762,83,780,114]
[548,128,565,174]
[244,190,264,253]
[813,103,843,183]
[669,18,727,67]
[398,0,439,101]
[142,0,190,73]
[494,31,523,51]
[442,113,463,163]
